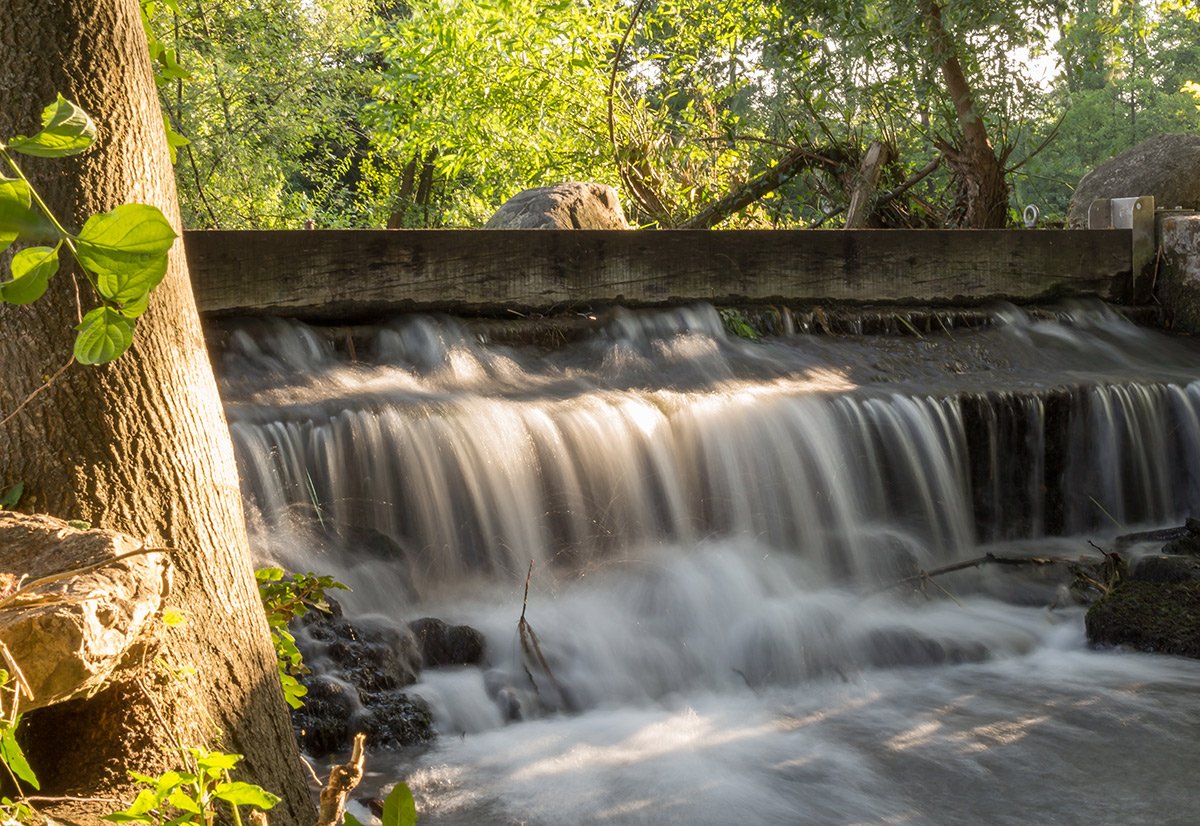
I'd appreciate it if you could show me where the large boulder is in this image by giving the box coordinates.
[1068,134,1200,227]
[485,182,629,229]
[0,512,169,710]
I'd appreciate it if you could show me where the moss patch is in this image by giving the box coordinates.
[1086,580,1200,658]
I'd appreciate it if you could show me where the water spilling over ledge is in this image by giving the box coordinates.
[216,300,1200,825]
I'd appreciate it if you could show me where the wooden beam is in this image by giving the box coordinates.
[184,229,1133,321]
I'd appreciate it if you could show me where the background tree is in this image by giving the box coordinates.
[0,0,311,819]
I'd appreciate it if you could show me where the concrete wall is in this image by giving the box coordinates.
[1160,211,1200,333]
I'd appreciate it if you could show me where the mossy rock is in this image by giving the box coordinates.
[1086,580,1200,658]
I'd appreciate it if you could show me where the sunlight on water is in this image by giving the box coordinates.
[219,302,1200,825]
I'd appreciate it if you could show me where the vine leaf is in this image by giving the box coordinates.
[75,203,177,305]
[0,716,39,790]
[8,94,96,158]
[74,307,136,365]
[0,245,59,304]
[0,178,36,250]
[212,781,280,809]
[381,782,417,826]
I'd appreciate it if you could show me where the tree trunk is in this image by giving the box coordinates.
[0,1,312,822]
[920,0,1009,228]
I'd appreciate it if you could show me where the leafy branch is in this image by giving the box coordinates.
[0,96,177,365]
[255,568,348,709]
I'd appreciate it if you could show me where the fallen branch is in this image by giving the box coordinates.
[516,561,566,701]
[680,145,836,229]
[874,552,1063,595]
[316,732,366,826]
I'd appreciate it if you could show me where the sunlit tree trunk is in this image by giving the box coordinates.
[920,0,1010,228]
[0,1,312,821]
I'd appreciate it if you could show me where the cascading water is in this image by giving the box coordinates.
[219,301,1200,825]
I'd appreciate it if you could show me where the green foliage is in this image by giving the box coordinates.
[0,97,177,364]
[255,568,348,709]
[718,309,762,341]
[346,782,418,826]
[0,669,38,794]
[105,749,279,826]
[0,484,22,511]
[164,0,375,228]
[7,95,96,158]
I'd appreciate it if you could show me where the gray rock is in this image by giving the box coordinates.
[0,512,168,710]
[1068,134,1200,227]
[485,182,629,229]
[1130,554,1200,584]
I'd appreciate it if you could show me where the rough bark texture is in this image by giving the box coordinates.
[0,1,312,822]
[921,0,1009,228]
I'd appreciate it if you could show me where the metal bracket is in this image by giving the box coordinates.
[1089,196,1156,303]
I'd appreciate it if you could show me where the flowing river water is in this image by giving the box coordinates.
[217,302,1200,825]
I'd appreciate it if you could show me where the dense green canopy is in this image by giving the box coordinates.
[158,0,1200,228]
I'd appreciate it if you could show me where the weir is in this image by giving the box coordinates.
[215,294,1200,823]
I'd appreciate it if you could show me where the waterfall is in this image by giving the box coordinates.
[217,301,1200,825]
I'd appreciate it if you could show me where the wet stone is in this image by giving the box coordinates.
[1130,554,1200,584]
[1086,580,1200,658]
[408,617,487,668]
[292,603,432,756]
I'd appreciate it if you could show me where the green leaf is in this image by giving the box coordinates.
[0,721,39,790]
[75,204,176,304]
[74,307,136,365]
[104,788,160,822]
[212,782,280,810]
[280,673,308,709]
[162,115,191,165]
[381,782,417,826]
[0,483,22,510]
[116,290,152,319]
[8,95,97,158]
[255,567,285,583]
[67,519,91,530]
[194,750,240,775]
[1,245,59,304]
[167,789,202,814]
[153,770,189,797]
[344,815,364,826]
[0,178,36,248]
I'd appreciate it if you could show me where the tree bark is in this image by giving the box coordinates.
[679,145,836,229]
[844,141,890,228]
[0,1,312,822]
[920,0,1009,228]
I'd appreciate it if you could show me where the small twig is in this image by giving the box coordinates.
[300,755,322,786]
[23,795,125,804]
[315,732,367,826]
[0,357,75,429]
[0,641,32,702]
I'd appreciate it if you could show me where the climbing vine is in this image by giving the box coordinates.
[0,96,176,365]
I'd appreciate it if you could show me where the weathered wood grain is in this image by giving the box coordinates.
[184,229,1133,320]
